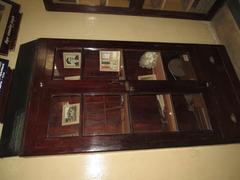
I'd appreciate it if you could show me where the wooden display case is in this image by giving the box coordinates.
[1,38,240,156]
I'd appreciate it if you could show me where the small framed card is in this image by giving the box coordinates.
[137,74,156,80]
[63,52,81,69]
[99,50,121,72]
[64,75,81,80]
[62,102,80,126]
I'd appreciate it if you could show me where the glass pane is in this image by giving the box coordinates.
[171,93,212,131]
[83,94,130,135]
[52,0,130,8]
[190,0,217,14]
[105,0,130,8]
[124,50,195,81]
[129,94,177,133]
[124,50,166,80]
[143,0,216,14]
[53,49,82,80]
[129,93,211,133]
[82,49,125,80]
[48,95,81,137]
[162,51,197,80]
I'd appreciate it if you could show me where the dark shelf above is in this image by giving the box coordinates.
[43,0,226,20]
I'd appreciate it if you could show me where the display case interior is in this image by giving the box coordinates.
[53,48,82,80]
[48,46,212,136]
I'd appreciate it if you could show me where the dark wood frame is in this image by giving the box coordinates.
[1,38,240,157]
[43,0,226,20]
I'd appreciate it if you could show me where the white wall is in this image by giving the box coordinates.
[1,0,219,68]
[1,1,240,180]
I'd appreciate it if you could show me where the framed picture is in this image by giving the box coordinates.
[99,50,121,72]
[63,52,81,69]
[62,102,80,126]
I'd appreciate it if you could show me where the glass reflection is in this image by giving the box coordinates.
[143,0,217,14]
[129,93,212,133]
[52,0,130,8]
